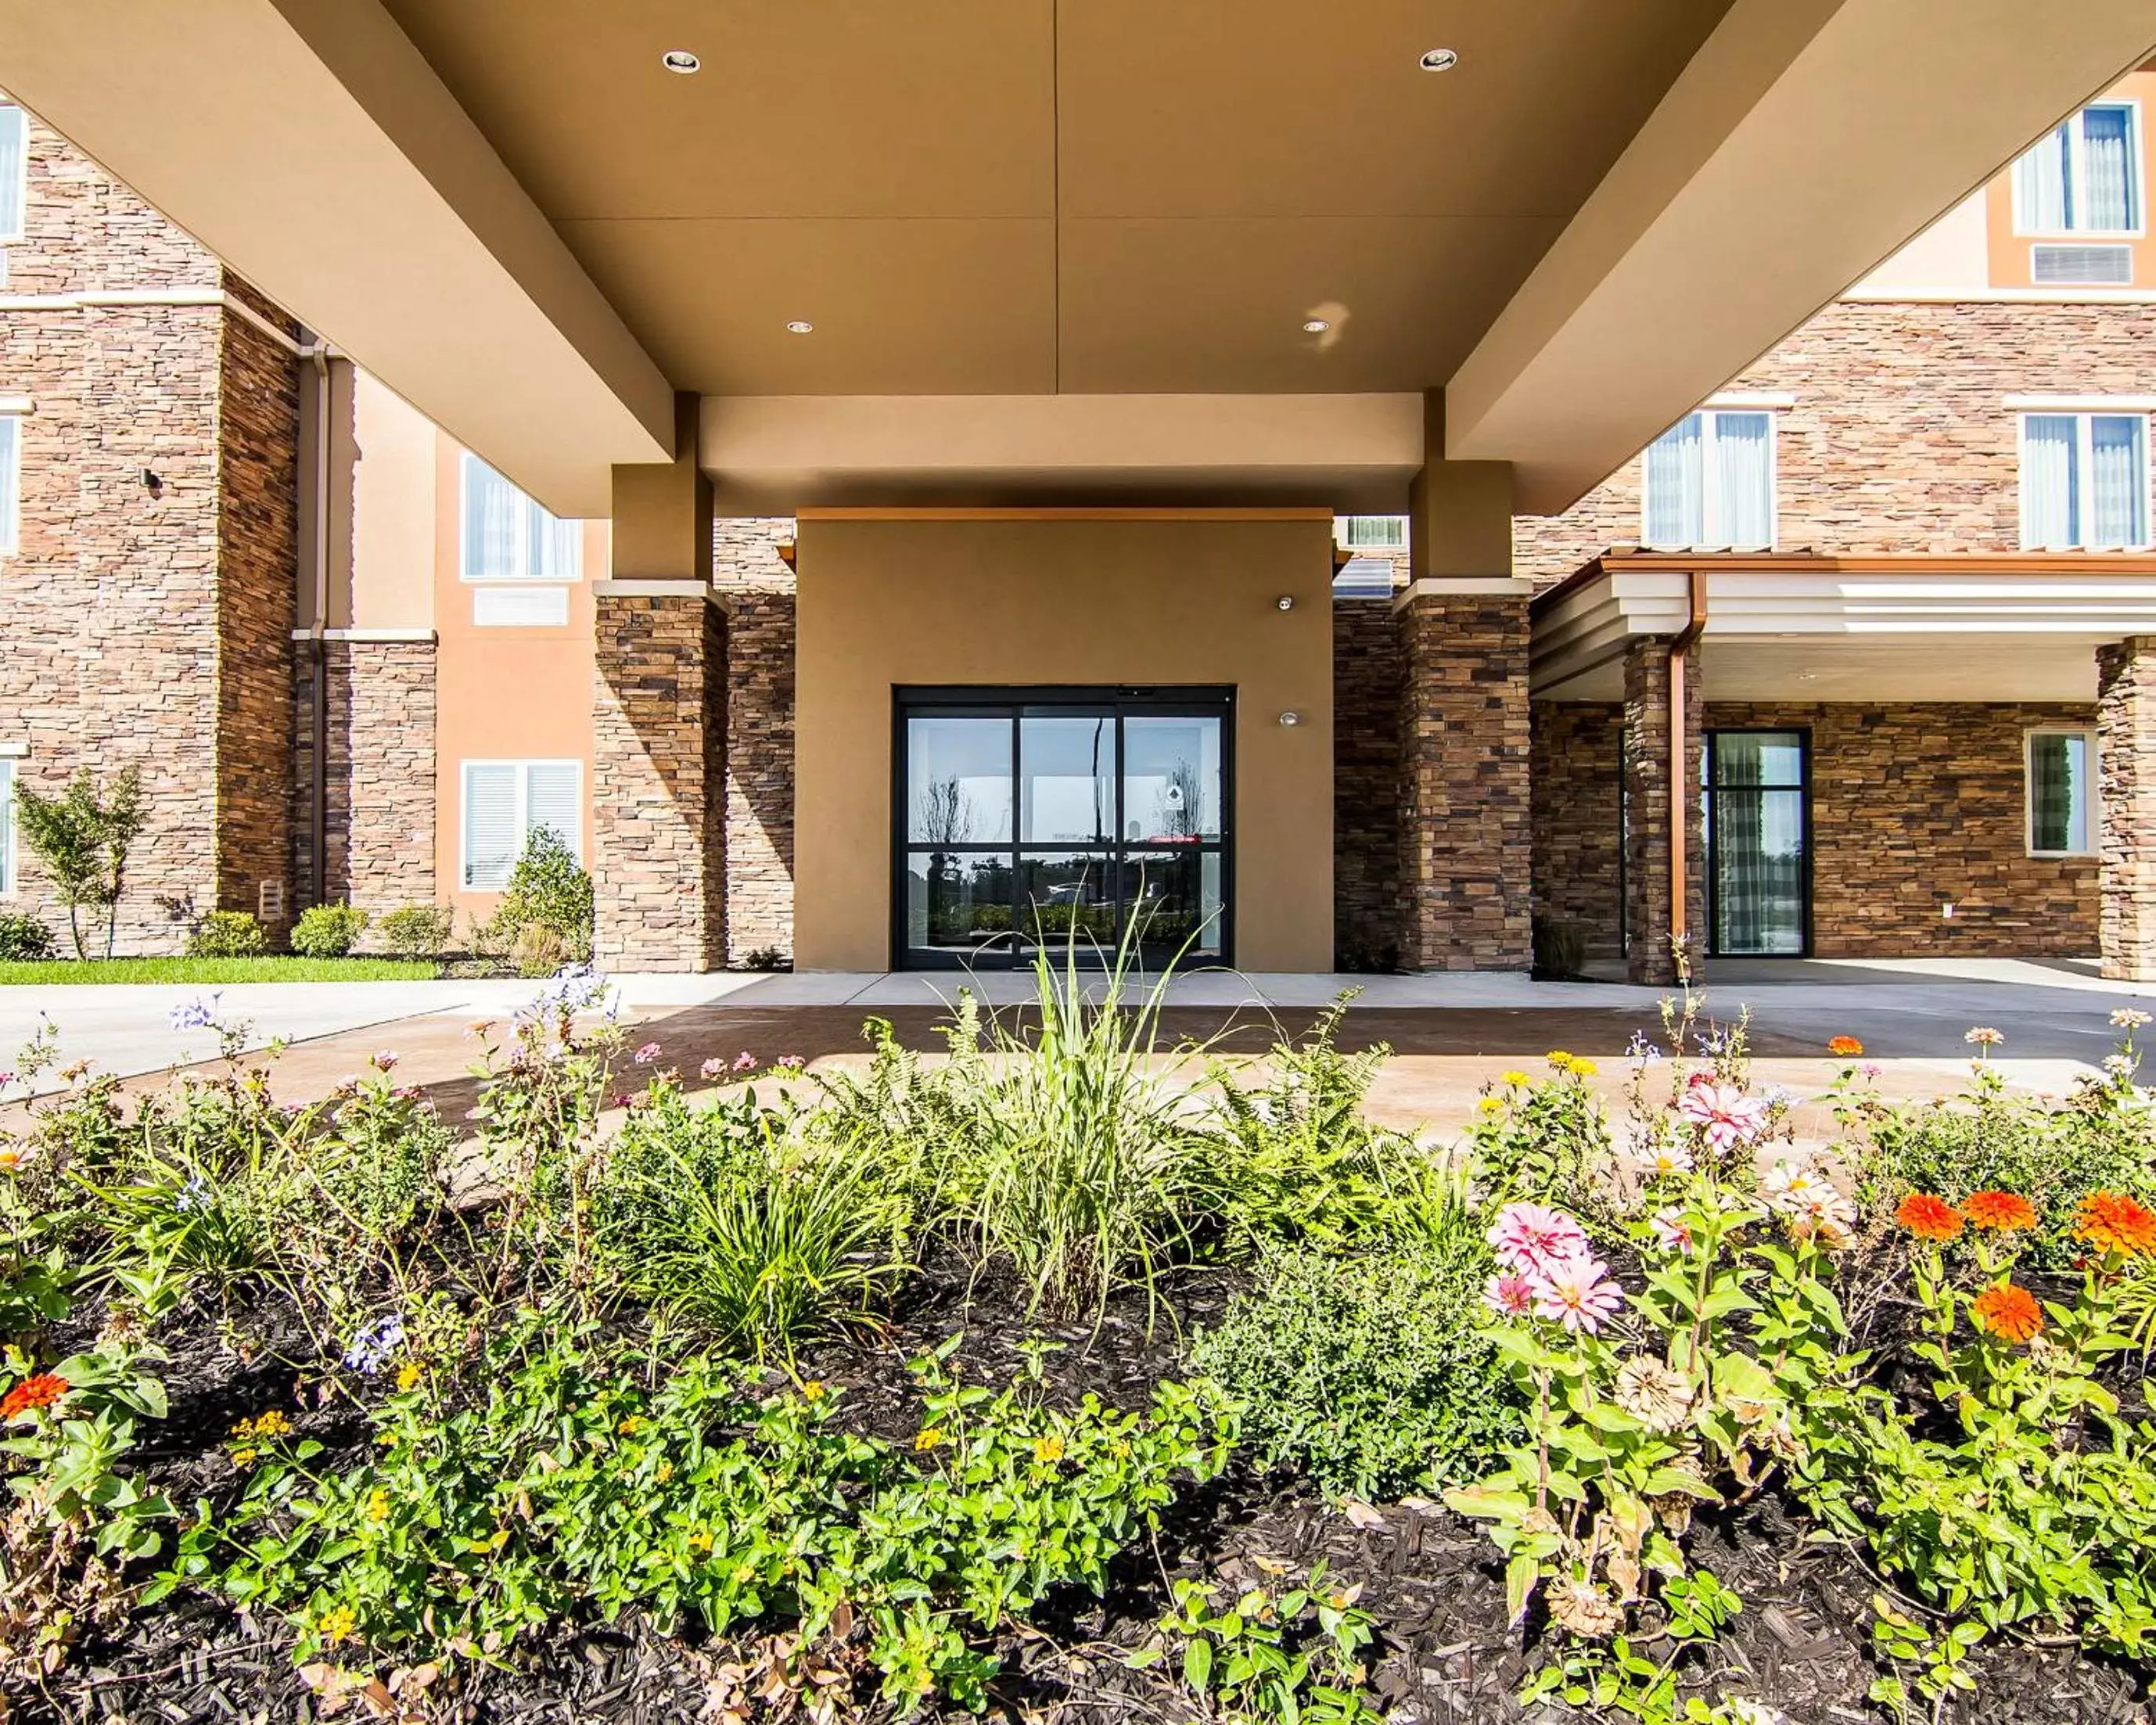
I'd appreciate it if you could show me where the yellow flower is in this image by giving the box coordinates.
[687,1528,714,1554]
[1546,1051,1577,1073]
[617,1414,647,1436]
[656,1461,674,1483]
[1475,1095,1504,1115]
[0,1147,23,1173]
[364,1488,390,1523]
[230,1446,259,1466]
[914,1426,947,1451]
[1568,1058,1598,1078]
[801,1380,825,1401]
[252,1410,293,1437]
[395,1362,422,1393]
[315,1605,358,1645]
[1033,1433,1065,1464]
[1499,1071,1531,1087]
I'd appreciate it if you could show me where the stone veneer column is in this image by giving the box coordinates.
[2098,638,2156,982]
[1395,582,1533,971]
[591,590,726,973]
[303,638,437,915]
[1622,640,1706,986]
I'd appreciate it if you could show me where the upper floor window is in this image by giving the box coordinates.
[0,106,25,243]
[2020,412,2149,549]
[1335,516,1407,551]
[459,452,580,581]
[0,413,23,555]
[2014,102,2141,235]
[1641,410,1775,551]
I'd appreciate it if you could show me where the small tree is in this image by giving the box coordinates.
[13,765,147,960]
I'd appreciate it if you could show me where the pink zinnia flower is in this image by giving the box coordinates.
[1483,1272,1536,1319]
[1487,1202,1590,1274]
[1677,1082,1768,1154]
[1649,1207,1693,1252]
[731,1051,758,1073]
[371,1051,399,1073]
[1533,1252,1625,1335]
[699,1057,726,1081]
[634,1042,662,1065]
[776,1054,807,1070]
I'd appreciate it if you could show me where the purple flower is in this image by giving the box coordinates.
[611,1092,633,1109]
[343,1314,404,1376]
[371,1051,399,1073]
[167,994,220,1033]
[634,1042,662,1066]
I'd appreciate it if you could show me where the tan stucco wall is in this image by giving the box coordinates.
[347,371,439,631]
[792,512,1335,972]
[430,431,603,920]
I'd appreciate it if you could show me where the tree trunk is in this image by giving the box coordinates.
[66,902,85,962]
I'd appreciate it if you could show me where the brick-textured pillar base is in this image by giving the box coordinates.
[1623,641,1705,986]
[1396,585,1532,971]
[593,591,726,972]
[2098,637,2156,981]
[294,639,438,918]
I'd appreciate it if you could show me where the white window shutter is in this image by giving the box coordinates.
[526,763,582,860]
[462,763,519,888]
[0,416,22,555]
[0,108,26,243]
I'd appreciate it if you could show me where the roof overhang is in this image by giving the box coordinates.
[1533,553,2156,702]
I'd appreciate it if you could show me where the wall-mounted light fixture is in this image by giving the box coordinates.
[1276,595,1295,612]
[1278,711,1302,728]
[142,469,163,498]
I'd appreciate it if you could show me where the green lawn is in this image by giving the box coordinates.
[0,957,442,985]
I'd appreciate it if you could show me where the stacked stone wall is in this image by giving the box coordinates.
[1396,592,1532,971]
[1529,703,1625,964]
[713,519,796,965]
[1332,598,1402,970]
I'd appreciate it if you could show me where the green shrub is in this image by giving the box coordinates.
[289,903,368,959]
[377,903,453,961]
[0,912,55,961]
[186,910,268,958]
[595,1082,911,1358]
[1190,1229,1521,1500]
[508,922,573,978]
[489,828,593,958]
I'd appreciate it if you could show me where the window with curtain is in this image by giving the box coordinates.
[460,760,583,889]
[2015,103,2140,234]
[2027,730,2097,855]
[1335,516,1407,549]
[1641,411,1775,550]
[2020,412,2149,549]
[0,106,25,243]
[0,415,21,555]
[0,759,13,895]
[459,453,582,581]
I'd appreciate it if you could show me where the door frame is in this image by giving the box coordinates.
[889,685,1236,970]
[1702,726,1813,959]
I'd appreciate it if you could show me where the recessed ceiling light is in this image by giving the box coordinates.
[1302,318,1331,334]
[1419,47,1458,72]
[661,49,701,74]
[785,319,814,335]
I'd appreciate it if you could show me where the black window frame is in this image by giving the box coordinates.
[1701,727,1813,959]
[890,685,1235,970]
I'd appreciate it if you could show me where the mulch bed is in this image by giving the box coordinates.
[13,1258,2156,1725]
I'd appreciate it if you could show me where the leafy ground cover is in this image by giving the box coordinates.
[3,951,2156,1724]
[0,957,440,986]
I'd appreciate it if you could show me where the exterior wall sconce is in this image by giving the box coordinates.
[1276,595,1294,611]
[1278,711,1302,727]
[142,469,163,497]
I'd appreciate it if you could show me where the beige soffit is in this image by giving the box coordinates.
[0,0,674,516]
[1449,0,2156,512]
[699,394,1426,513]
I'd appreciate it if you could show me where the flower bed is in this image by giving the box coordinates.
[4,972,2156,1723]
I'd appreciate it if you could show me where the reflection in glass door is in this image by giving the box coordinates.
[895,688,1232,968]
[1702,730,1809,957]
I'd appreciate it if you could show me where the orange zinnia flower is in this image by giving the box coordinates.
[2075,1191,2156,1257]
[0,1373,67,1421]
[1895,1192,1964,1242]
[1970,1283,2045,1343]
[1827,1036,1864,1057]
[1962,1190,2038,1233]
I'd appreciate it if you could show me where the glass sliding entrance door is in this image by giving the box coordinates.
[1702,730,1809,957]
[895,688,1231,968]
